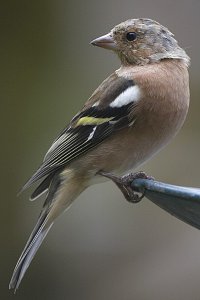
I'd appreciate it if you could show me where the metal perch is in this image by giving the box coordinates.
[131,178,200,230]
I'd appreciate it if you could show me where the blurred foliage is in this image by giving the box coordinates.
[1,1,200,299]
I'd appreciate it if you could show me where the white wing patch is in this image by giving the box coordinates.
[110,85,141,108]
[92,101,100,107]
[87,126,97,141]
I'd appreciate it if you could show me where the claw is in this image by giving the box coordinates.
[98,171,154,203]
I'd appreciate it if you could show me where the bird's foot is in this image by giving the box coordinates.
[98,171,154,203]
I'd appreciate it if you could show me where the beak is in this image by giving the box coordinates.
[90,33,117,50]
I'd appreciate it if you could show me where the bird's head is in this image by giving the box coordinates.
[91,18,190,66]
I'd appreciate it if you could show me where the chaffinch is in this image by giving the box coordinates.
[9,18,190,291]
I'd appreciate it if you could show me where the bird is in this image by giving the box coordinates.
[9,18,190,291]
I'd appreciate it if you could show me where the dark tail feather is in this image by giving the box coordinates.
[9,211,53,292]
[10,172,63,292]
[30,173,54,201]
[10,170,84,292]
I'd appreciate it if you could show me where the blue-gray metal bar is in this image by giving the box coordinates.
[131,179,200,229]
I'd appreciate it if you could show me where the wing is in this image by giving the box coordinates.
[22,74,140,191]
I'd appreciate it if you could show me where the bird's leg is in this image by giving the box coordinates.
[98,171,154,203]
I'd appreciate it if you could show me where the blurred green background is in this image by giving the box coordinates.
[2,0,200,299]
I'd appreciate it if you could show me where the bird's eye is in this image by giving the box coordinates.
[126,32,137,41]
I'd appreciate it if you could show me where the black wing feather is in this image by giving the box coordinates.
[22,79,137,191]
[22,122,114,190]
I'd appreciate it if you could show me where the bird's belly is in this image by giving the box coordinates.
[73,123,174,178]
[71,101,188,184]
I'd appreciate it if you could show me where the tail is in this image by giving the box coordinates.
[9,171,86,292]
[9,210,53,292]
